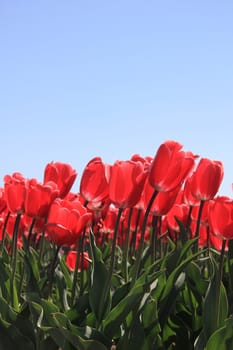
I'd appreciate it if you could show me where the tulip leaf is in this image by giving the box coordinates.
[89,231,111,323]
[103,270,163,338]
[202,259,228,342]
[159,249,203,327]
[205,317,233,350]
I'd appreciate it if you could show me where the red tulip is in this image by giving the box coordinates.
[80,157,110,207]
[183,176,199,206]
[44,162,77,198]
[208,196,233,240]
[4,172,26,214]
[142,178,180,216]
[166,203,189,232]
[191,158,224,201]
[0,188,6,214]
[66,251,90,271]
[46,198,92,246]
[109,160,147,208]
[24,179,59,218]
[149,140,197,192]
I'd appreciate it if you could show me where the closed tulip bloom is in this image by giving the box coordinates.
[191,158,224,201]
[149,140,197,192]
[183,176,199,206]
[46,198,92,246]
[80,157,110,205]
[0,188,6,214]
[24,179,59,218]
[208,196,233,240]
[43,161,77,198]
[4,172,26,214]
[142,178,181,216]
[109,160,147,208]
[66,251,90,271]
[166,203,189,232]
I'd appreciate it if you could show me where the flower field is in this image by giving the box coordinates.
[0,140,233,349]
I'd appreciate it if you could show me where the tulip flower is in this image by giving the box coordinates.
[149,140,197,192]
[46,198,92,246]
[4,172,26,214]
[208,196,233,240]
[66,251,90,271]
[183,176,199,207]
[109,160,147,208]
[24,179,59,218]
[166,203,189,232]
[142,178,181,216]
[0,188,6,214]
[80,157,110,208]
[43,161,77,198]
[191,158,224,201]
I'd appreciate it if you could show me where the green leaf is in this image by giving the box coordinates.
[205,317,233,350]
[159,249,204,327]
[203,260,228,341]
[103,270,163,338]
[89,231,111,323]
[52,313,108,350]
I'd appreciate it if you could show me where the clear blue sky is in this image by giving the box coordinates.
[0,1,232,196]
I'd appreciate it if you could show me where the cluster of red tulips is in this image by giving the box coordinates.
[0,140,233,349]
[1,140,232,257]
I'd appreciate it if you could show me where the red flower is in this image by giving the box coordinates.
[166,203,189,232]
[109,160,147,208]
[183,176,199,206]
[66,251,90,271]
[142,178,180,216]
[149,140,197,192]
[80,157,110,207]
[43,162,77,198]
[24,179,59,218]
[191,158,224,201]
[0,188,6,214]
[4,172,26,214]
[46,198,92,246]
[208,196,233,240]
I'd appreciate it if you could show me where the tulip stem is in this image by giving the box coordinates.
[186,205,193,238]
[99,207,123,325]
[71,236,82,306]
[27,217,36,251]
[130,209,142,259]
[47,245,60,297]
[1,211,10,255]
[194,200,205,252]
[131,189,158,287]
[122,208,133,283]
[216,239,226,329]
[10,213,21,309]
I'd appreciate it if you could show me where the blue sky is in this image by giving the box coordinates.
[0,1,232,195]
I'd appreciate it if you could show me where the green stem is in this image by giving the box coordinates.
[10,213,21,307]
[216,239,226,328]
[131,189,158,287]
[38,217,47,265]
[79,229,86,296]
[47,245,60,297]
[98,207,123,327]
[194,200,205,253]
[186,205,193,239]
[26,217,36,252]
[150,215,158,264]
[1,211,10,255]
[130,208,142,259]
[122,208,133,282]
[71,236,82,306]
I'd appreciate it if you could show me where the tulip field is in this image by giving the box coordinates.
[1,140,233,349]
